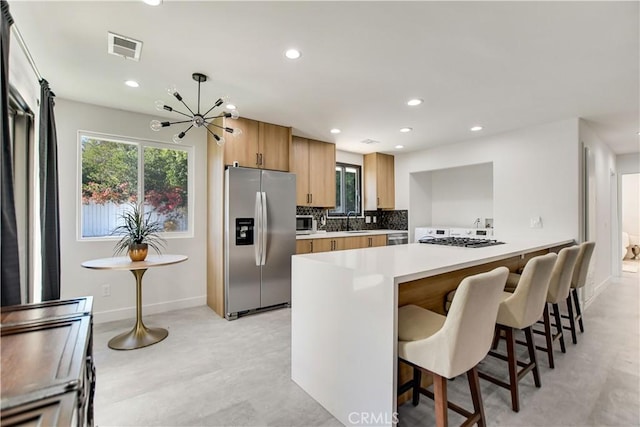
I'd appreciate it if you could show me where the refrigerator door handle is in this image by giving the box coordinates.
[254,191,262,266]
[260,191,268,266]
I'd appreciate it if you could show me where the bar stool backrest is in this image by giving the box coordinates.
[571,241,596,289]
[547,246,580,303]
[498,253,557,329]
[444,266,509,378]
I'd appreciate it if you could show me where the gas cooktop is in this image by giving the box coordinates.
[419,237,505,248]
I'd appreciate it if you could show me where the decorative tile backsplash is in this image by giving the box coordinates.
[296,207,408,232]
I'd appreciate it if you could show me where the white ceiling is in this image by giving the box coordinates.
[10,1,640,155]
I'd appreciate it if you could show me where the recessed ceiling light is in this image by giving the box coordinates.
[399,127,412,133]
[407,99,423,106]
[226,103,237,110]
[330,128,341,134]
[395,145,404,149]
[142,0,162,5]
[125,80,139,88]
[285,49,301,60]
[470,126,483,132]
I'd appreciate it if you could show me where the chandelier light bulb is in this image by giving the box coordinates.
[150,120,163,131]
[214,134,225,146]
[167,84,182,101]
[232,127,243,137]
[230,110,240,120]
[172,132,185,144]
[154,100,167,111]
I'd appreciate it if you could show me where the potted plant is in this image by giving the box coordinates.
[112,203,166,261]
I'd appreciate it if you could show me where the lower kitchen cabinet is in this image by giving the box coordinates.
[296,234,388,254]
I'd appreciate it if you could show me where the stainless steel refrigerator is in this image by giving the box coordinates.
[224,167,296,320]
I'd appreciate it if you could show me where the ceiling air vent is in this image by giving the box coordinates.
[361,139,381,145]
[107,32,142,61]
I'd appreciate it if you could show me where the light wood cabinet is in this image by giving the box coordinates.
[290,136,336,207]
[364,153,395,210]
[222,117,291,171]
[296,234,387,254]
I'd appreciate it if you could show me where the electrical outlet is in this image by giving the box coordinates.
[530,216,543,229]
[102,283,111,297]
[373,216,377,224]
[365,216,371,224]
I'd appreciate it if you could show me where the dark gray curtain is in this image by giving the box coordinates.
[1,0,21,306]
[39,79,60,301]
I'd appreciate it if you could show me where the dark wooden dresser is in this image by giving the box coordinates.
[1,297,95,427]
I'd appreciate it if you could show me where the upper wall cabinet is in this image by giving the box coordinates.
[290,136,336,207]
[221,117,291,172]
[364,152,395,210]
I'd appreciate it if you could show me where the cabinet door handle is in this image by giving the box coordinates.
[377,197,380,206]
[368,237,372,247]
[310,241,313,253]
[310,193,313,204]
[306,194,309,204]
[256,153,260,166]
[259,153,263,166]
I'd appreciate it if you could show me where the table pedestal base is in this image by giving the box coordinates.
[108,268,169,350]
[108,323,168,350]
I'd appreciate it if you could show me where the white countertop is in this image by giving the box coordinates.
[296,229,407,240]
[294,237,574,284]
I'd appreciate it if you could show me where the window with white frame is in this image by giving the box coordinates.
[329,163,361,216]
[79,132,191,238]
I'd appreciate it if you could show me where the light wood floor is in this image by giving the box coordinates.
[94,272,639,426]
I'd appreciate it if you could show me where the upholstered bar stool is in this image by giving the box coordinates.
[563,241,596,344]
[397,267,509,427]
[503,246,580,368]
[477,253,557,412]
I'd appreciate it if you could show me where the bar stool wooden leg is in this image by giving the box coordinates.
[542,304,554,369]
[572,288,584,333]
[433,373,448,427]
[524,327,541,388]
[505,326,519,412]
[552,303,566,353]
[566,294,578,344]
[412,367,422,406]
[467,367,486,427]
[491,325,501,350]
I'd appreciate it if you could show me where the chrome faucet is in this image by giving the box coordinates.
[346,211,356,231]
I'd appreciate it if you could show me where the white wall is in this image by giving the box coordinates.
[430,163,493,227]
[55,99,208,323]
[397,119,581,243]
[617,153,640,175]
[409,171,432,235]
[621,174,639,244]
[336,149,363,166]
[578,120,617,300]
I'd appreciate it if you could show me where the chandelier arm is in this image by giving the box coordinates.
[202,98,224,117]
[177,98,196,116]
[169,108,193,119]
[167,119,194,126]
[181,124,194,135]
[204,126,225,142]
[204,113,230,121]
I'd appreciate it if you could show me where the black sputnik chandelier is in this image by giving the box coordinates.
[150,73,241,145]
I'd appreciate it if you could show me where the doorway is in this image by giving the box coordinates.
[620,173,639,276]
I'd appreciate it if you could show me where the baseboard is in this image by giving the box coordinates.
[584,276,611,310]
[94,295,206,324]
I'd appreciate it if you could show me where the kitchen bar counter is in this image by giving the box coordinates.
[291,237,573,426]
[295,229,406,240]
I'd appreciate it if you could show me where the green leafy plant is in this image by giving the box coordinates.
[112,204,166,255]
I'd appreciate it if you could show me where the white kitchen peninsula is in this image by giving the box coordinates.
[291,238,573,426]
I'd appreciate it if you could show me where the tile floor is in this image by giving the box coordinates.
[94,271,639,426]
